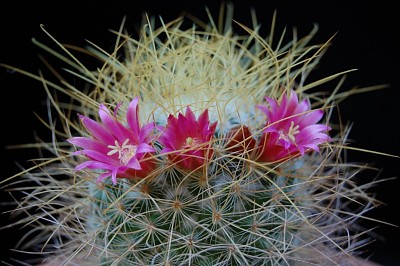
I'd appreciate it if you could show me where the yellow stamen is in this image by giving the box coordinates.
[107,139,138,165]
[182,136,199,149]
[279,121,300,143]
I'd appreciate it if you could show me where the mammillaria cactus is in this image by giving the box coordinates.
[1,3,395,266]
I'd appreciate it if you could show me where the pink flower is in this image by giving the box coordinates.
[67,97,156,184]
[255,89,331,162]
[224,125,256,156]
[159,106,217,171]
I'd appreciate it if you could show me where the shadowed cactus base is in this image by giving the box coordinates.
[1,4,391,266]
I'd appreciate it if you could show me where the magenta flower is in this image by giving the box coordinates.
[159,106,217,171]
[67,97,156,184]
[255,89,331,162]
[224,125,256,156]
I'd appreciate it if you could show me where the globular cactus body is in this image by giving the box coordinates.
[2,5,384,266]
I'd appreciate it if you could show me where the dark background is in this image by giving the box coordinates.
[1,1,399,265]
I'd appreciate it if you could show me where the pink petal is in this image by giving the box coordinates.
[285,90,299,114]
[296,125,330,144]
[256,104,270,117]
[178,113,192,136]
[83,150,118,165]
[80,115,114,144]
[302,143,320,152]
[209,121,218,133]
[300,124,330,136]
[67,137,108,153]
[116,120,139,144]
[297,145,306,155]
[261,97,278,120]
[75,160,115,171]
[159,115,177,145]
[185,106,197,123]
[293,99,311,115]
[113,102,123,117]
[97,172,112,183]
[99,104,127,143]
[264,125,279,134]
[72,150,84,156]
[137,143,156,154]
[161,147,174,154]
[300,109,324,125]
[75,161,94,171]
[111,168,119,185]
[125,157,141,169]
[139,122,156,143]
[197,109,209,132]
[127,97,140,135]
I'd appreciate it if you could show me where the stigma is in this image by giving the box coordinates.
[107,139,138,165]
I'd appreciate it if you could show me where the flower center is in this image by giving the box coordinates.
[182,136,200,149]
[107,139,137,165]
[279,121,300,143]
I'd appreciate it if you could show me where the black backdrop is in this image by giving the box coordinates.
[1,1,399,265]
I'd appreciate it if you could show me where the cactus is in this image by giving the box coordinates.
[1,4,391,266]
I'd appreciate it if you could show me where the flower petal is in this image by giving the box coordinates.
[83,150,118,165]
[80,115,114,144]
[67,137,108,153]
[111,168,119,185]
[99,104,128,143]
[126,157,141,169]
[97,172,112,183]
[127,97,140,135]
[75,160,115,171]
[300,109,324,125]
[139,122,156,143]
[137,143,156,154]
